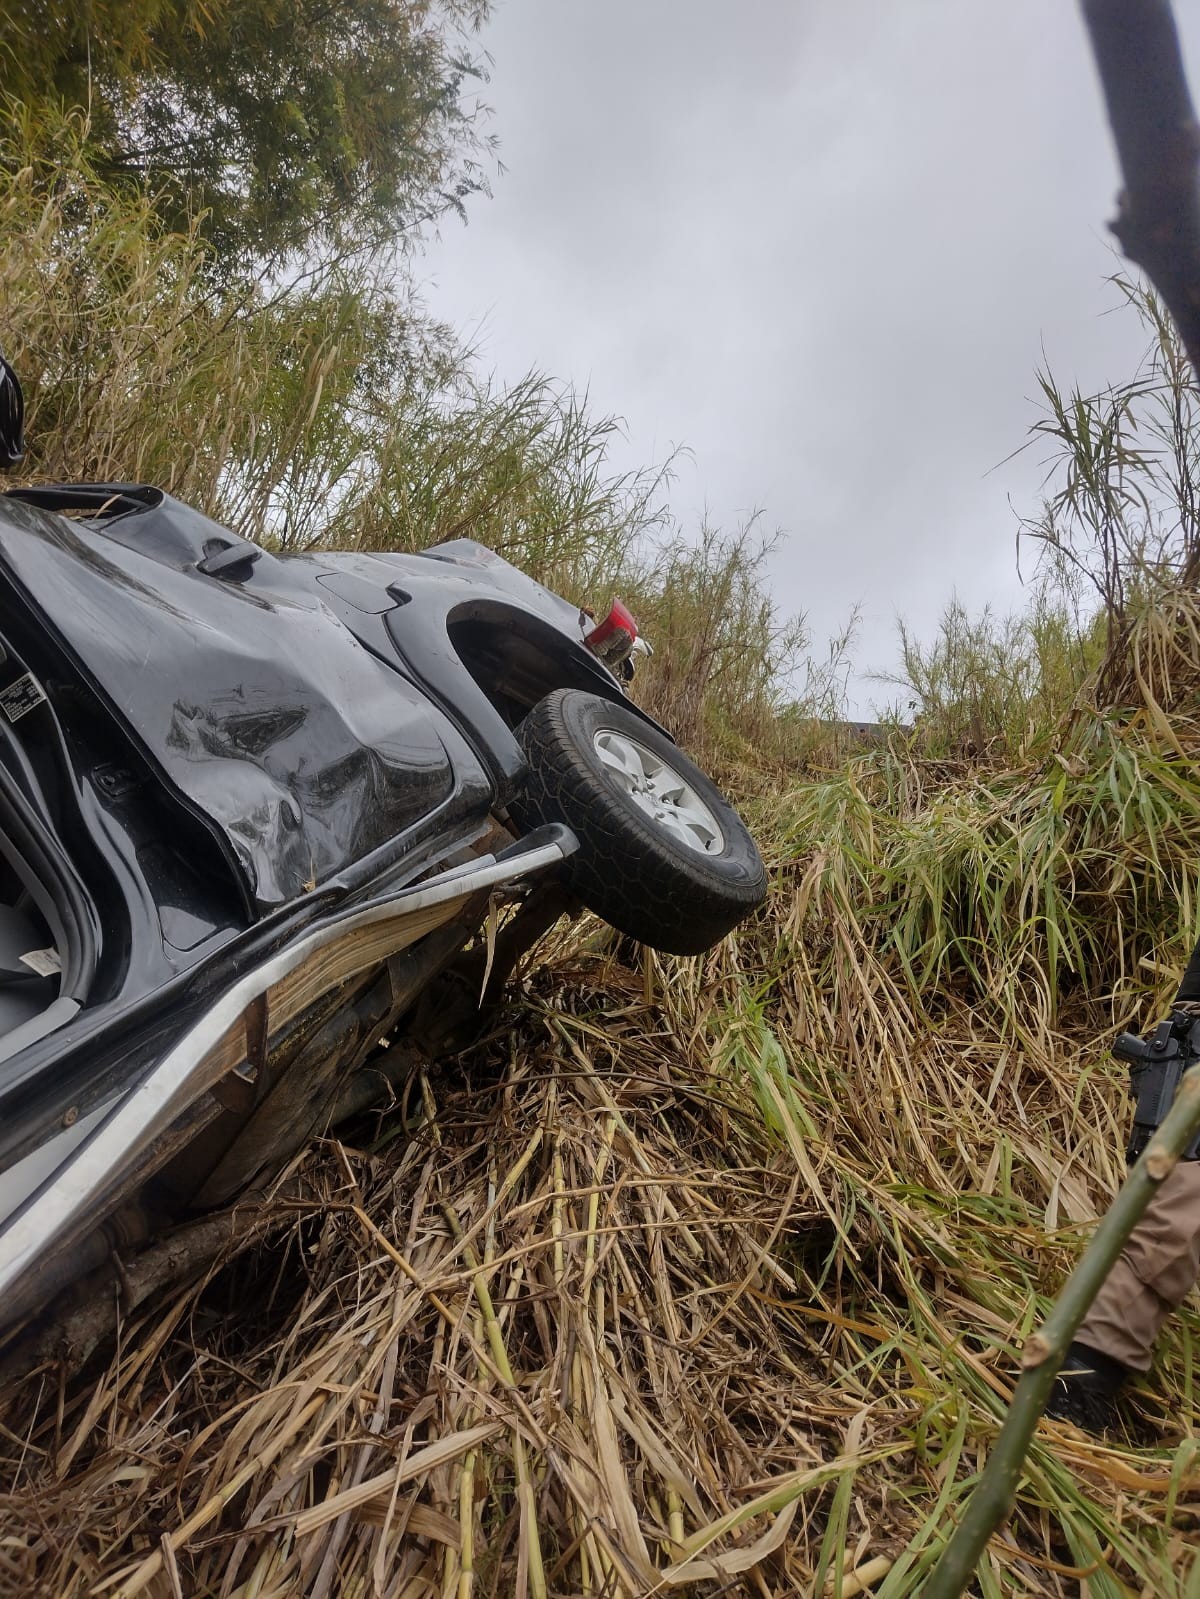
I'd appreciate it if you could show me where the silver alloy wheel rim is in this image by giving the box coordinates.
[592,729,725,855]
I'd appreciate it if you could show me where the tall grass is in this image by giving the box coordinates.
[880,593,1104,760]
[1,105,800,759]
[6,98,1200,1598]
[623,518,807,755]
[1022,277,1200,642]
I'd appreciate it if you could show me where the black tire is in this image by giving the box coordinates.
[514,689,766,955]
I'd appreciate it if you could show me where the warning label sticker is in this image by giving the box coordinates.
[20,947,61,977]
[0,673,47,723]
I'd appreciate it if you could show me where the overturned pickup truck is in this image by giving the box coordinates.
[0,469,766,1334]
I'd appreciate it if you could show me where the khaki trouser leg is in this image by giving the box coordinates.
[1074,1159,1200,1371]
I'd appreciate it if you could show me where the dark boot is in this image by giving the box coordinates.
[1043,1341,1127,1433]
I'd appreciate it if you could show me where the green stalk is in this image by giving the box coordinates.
[443,1202,547,1599]
[923,1061,1200,1599]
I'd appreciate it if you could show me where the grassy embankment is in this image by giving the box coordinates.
[3,116,1200,1597]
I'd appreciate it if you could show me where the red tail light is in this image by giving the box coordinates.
[583,599,639,666]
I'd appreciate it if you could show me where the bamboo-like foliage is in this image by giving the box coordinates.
[7,76,1200,1599]
[7,559,1200,1592]
[0,0,495,266]
[0,107,803,764]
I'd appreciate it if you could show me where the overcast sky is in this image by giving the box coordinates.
[421,2,1200,714]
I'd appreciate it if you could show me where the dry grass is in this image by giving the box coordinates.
[2,900,1199,1598]
[9,586,1200,1594]
[0,958,846,1598]
[5,108,1200,1599]
[5,522,1200,1599]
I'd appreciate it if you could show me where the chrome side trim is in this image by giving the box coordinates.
[0,836,570,1301]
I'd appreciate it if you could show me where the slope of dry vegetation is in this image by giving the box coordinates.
[5,116,1200,1598]
[1,730,1198,1597]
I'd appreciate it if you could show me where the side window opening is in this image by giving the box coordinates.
[448,614,614,731]
[0,846,59,1039]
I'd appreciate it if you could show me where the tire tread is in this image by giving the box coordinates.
[514,690,766,955]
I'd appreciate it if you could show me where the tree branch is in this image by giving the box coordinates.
[1082,0,1200,376]
[0,1188,308,1386]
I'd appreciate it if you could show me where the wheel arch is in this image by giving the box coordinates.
[444,599,669,738]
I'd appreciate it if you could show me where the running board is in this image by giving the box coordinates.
[0,826,576,1308]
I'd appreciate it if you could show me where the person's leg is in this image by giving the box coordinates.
[1075,1158,1200,1370]
[1073,1255,1170,1371]
[1048,1160,1200,1428]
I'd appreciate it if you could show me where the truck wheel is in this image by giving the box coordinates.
[514,689,767,955]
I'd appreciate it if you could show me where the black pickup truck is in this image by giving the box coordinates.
[0,362,764,1331]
